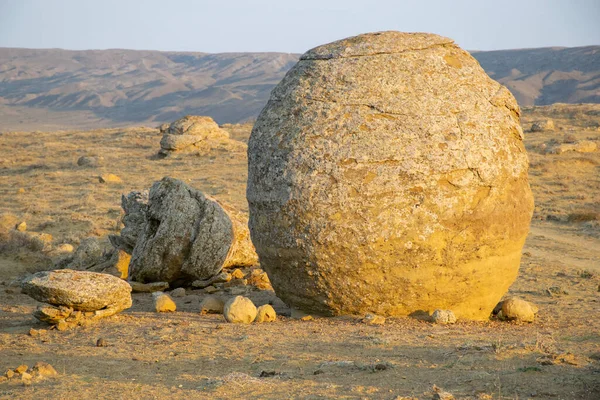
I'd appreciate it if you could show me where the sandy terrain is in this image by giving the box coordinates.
[0,105,599,399]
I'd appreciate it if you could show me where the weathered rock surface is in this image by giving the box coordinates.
[158,115,231,155]
[247,31,534,320]
[127,177,257,285]
[223,296,257,323]
[22,269,132,316]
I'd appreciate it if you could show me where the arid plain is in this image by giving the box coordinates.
[0,104,599,399]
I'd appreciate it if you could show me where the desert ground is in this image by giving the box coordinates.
[0,104,599,399]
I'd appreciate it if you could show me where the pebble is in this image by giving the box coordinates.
[96,338,108,347]
[431,309,457,324]
[200,295,225,314]
[223,296,257,323]
[29,328,47,337]
[204,285,219,294]
[98,173,122,184]
[231,268,245,280]
[15,365,28,374]
[15,221,26,232]
[255,304,277,322]
[153,292,177,312]
[170,287,186,298]
[5,370,14,379]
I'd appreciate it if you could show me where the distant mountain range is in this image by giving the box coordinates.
[0,45,598,131]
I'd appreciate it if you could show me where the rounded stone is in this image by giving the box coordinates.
[247,31,534,320]
[223,296,257,323]
[255,304,277,322]
[500,297,537,322]
[152,292,177,312]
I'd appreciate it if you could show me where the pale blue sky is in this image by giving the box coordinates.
[0,0,598,53]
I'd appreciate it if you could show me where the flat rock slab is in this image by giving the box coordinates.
[21,269,132,314]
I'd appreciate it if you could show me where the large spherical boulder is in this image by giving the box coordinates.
[247,31,534,320]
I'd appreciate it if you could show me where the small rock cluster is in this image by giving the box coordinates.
[153,291,276,324]
[1,362,58,386]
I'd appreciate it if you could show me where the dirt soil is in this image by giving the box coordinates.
[0,105,599,399]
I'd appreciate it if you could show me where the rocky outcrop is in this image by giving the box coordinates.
[21,269,132,323]
[247,31,534,320]
[128,177,258,285]
[159,115,231,155]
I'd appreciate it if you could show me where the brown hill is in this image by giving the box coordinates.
[473,46,600,106]
[0,45,598,130]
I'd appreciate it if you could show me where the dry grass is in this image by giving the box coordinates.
[0,108,599,399]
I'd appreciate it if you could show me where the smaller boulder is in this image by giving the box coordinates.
[431,309,457,324]
[22,270,132,317]
[15,221,26,232]
[77,156,100,167]
[223,296,257,323]
[255,304,277,323]
[498,297,538,322]
[167,115,229,138]
[531,120,555,132]
[200,295,225,314]
[153,292,176,312]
